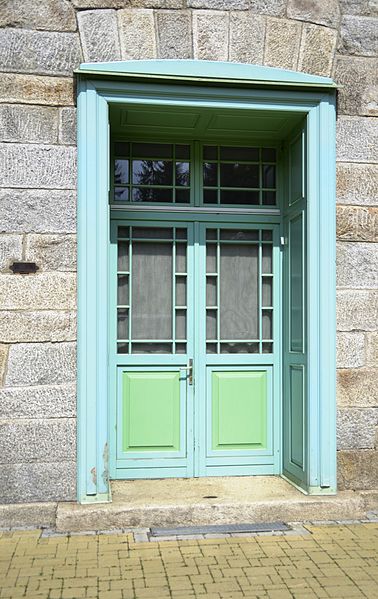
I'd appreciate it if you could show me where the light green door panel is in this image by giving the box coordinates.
[212,371,267,451]
[289,365,305,469]
[122,371,181,453]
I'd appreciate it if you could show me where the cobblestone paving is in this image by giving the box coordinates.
[0,523,377,598]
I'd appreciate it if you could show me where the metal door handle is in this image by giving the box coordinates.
[180,358,193,385]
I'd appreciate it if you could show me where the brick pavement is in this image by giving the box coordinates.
[0,523,377,599]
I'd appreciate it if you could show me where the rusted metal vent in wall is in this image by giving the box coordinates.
[150,522,290,537]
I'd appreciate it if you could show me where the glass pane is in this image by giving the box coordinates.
[221,342,259,354]
[220,243,259,340]
[220,163,259,188]
[117,309,129,340]
[204,190,217,204]
[262,278,273,307]
[117,241,129,271]
[262,191,276,205]
[263,165,276,188]
[132,227,172,239]
[261,148,276,161]
[290,214,304,352]
[118,227,129,238]
[117,275,129,305]
[262,245,273,273]
[220,229,258,241]
[203,163,217,187]
[262,342,273,353]
[175,309,186,340]
[132,188,173,203]
[176,244,187,272]
[114,188,129,202]
[220,146,259,161]
[262,310,273,339]
[206,229,217,240]
[132,160,173,186]
[206,343,217,354]
[206,244,217,272]
[262,230,273,241]
[206,276,217,306]
[176,162,190,186]
[132,143,172,158]
[175,189,190,203]
[176,145,190,159]
[117,342,129,354]
[114,159,129,185]
[220,190,259,205]
[206,309,217,340]
[176,276,186,306]
[203,146,217,160]
[176,343,186,354]
[132,241,172,340]
[132,343,172,353]
[176,228,187,239]
[114,142,130,156]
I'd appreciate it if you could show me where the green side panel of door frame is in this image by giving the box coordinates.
[122,371,181,453]
[212,371,267,451]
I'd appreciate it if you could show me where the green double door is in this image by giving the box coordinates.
[111,218,280,479]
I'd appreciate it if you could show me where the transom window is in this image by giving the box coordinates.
[112,142,277,206]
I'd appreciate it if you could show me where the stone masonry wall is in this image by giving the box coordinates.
[0,0,377,503]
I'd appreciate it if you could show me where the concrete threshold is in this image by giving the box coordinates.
[54,477,378,532]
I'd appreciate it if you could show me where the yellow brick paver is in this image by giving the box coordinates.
[0,524,377,598]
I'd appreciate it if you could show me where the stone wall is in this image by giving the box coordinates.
[0,0,377,502]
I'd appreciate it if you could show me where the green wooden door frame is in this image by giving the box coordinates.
[76,60,336,503]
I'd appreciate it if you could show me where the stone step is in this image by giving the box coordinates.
[54,477,378,533]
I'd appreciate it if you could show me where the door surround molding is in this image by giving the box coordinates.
[76,60,336,503]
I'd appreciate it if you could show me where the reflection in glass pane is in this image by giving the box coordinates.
[176,228,187,239]
[262,278,273,307]
[132,160,173,186]
[117,308,129,340]
[114,159,129,184]
[203,163,217,187]
[262,191,276,205]
[133,143,172,158]
[203,146,217,160]
[132,188,173,203]
[220,146,259,161]
[262,245,273,273]
[206,229,217,240]
[206,276,217,307]
[176,145,190,159]
[118,241,129,271]
[206,309,217,340]
[176,276,186,306]
[220,244,259,340]
[262,310,273,339]
[221,342,259,353]
[220,229,258,241]
[176,162,190,186]
[114,188,129,202]
[262,342,273,353]
[117,275,129,305]
[176,244,186,273]
[206,244,217,272]
[118,227,130,238]
[117,342,129,354]
[132,241,172,340]
[263,164,276,188]
[176,309,186,340]
[220,163,259,188]
[220,190,259,205]
[175,189,190,203]
[290,214,303,351]
[176,343,186,354]
[261,147,276,161]
[114,142,130,156]
[203,190,217,204]
[132,343,172,354]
